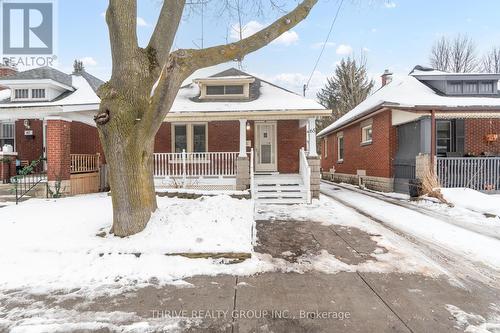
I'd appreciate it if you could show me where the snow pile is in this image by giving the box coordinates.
[440,188,500,217]
[446,303,500,333]
[0,194,263,292]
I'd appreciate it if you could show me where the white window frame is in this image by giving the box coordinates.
[14,89,29,100]
[0,122,15,149]
[31,88,46,99]
[361,124,373,145]
[171,123,208,153]
[200,83,250,100]
[337,133,344,162]
[323,137,328,158]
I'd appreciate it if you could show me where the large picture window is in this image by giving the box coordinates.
[172,123,207,153]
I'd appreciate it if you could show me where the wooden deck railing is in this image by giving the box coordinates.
[70,153,100,174]
[437,157,500,191]
[154,151,238,178]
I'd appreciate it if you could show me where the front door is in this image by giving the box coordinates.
[255,122,277,172]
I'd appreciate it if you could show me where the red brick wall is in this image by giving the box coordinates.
[321,110,396,178]
[277,120,306,173]
[208,121,240,152]
[154,123,172,153]
[46,120,71,181]
[70,122,105,162]
[465,118,500,155]
[15,120,44,163]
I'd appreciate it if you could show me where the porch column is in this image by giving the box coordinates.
[236,119,250,191]
[239,119,247,157]
[308,118,317,157]
[46,117,72,196]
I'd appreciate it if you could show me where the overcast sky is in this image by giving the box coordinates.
[56,0,500,98]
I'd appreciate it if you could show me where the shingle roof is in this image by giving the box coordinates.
[2,66,73,87]
[79,71,105,92]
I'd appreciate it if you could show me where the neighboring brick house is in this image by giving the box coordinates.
[0,65,329,203]
[318,66,500,193]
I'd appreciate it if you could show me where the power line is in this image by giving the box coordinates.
[304,0,344,95]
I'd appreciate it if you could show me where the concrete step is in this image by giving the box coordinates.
[256,185,306,192]
[255,197,307,205]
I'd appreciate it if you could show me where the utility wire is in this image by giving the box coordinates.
[304,0,344,94]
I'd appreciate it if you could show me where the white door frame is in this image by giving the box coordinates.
[254,121,278,172]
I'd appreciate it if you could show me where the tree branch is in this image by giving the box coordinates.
[148,0,186,66]
[106,0,139,79]
[187,0,317,70]
[145,0,318,132]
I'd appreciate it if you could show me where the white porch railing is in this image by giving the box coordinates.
[154,151,239,178]
[70,153,100,174]
[250,148,255,198]
[299,148,311,203]
[437,157,500,191]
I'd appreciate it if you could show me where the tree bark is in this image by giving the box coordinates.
[99,0,318,237]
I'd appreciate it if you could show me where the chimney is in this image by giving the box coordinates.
[0,60,17,78]
[381,69,393,87]
[72,59,85,75]
[0,61,17,91]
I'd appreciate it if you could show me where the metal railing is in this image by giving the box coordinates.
[299,148,311,204]
[437,157,500,191]
[154,151,239,178]
[12,157,48,205]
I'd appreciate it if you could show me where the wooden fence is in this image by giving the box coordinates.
[437,157,500,192]
[71,154,100,174]
[70,153,101,194]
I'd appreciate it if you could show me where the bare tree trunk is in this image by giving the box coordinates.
[99,0,318,237]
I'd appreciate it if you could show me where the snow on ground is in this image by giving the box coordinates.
[345,183,500,239]
[440,188,500,217]
[446,303,500,333]
[0,194,268,293]
[256,197,447,278]
[321,184,500,270]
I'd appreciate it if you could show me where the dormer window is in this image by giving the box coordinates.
[32,88,46,99]
[206,85,244,96]
[12,88,48,101]
[14,89,29,99]
[195,76,255,100]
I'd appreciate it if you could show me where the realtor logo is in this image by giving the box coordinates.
[2,1,53,54]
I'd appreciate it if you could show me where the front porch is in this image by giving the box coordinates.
[153,118,321,203]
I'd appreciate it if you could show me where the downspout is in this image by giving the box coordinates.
[430,110,436,166]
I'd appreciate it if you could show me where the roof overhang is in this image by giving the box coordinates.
[0,79,74,91]
[165,109,331,122]
[193,77,255,85]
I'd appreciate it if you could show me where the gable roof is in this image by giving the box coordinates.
[171,67,325,113]
[317,71,500,137]
[0,67,102,108]
[3,66,73,87]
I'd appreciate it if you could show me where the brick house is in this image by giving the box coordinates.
[317,66,500,193]
[0,65,329,203]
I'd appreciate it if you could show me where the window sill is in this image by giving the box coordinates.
[360,140,373,146]
[337,159,344,164]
